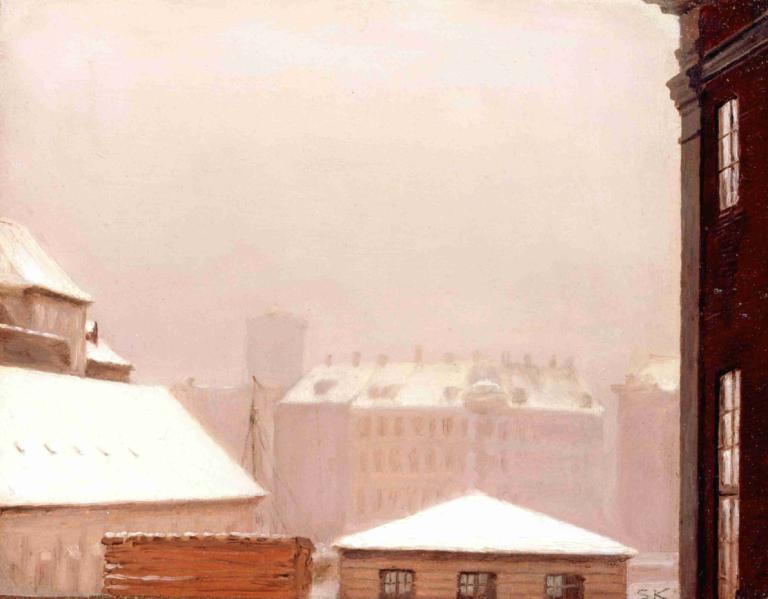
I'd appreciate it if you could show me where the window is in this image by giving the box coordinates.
[358,416,371,438]
[718,370,741,599]
[718,98,740,210]
[378,417,388,437]
[380,569,414,599]
[545,574,584,599]
[458,572,497,599]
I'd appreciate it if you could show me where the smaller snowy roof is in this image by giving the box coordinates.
[335,493,635,558]
[86,338,132,368]
[623,355,680,393]
[0,219,91,303]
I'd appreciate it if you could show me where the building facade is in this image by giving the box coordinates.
[644,2,768,597]
[335,493,634,599]
[612,355,679,585]
[275,353,605,543]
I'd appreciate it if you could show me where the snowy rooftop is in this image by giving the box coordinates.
[335,493,635,558]
[0,365,265,507]
[0,219,91,304]
[283,356,599,413]
[624,355,680,393]
[85,321,131,368]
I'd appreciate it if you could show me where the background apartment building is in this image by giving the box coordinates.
[274,352,605,543]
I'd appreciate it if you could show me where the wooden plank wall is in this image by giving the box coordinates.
[339,549,628,599]
[102,535,313,599]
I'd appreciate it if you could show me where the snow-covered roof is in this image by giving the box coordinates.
[0,365,265,508]
[86,338,132,368]
[282,357,599,413]
[0,219,91,304]
[335,493,635,558]
[624,355,680,393]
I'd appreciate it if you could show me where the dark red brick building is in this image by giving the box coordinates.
[646,1,768,598]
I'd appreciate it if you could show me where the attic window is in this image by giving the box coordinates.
[380,569,413,599]
[545,574,584,599]
[313,379,338,396]
[458,572,497,599]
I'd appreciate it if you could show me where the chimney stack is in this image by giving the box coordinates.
[443,352,455,364]
[549,355,557,368]
[325,354,333,367]
[523,354,532,367]
[376,354,388,367]
[352,351,361,367]
[414,345,423,365]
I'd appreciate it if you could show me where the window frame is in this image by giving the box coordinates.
[379,569,414,599]
[544,574,584,599]
[457,571,497,599]
[717,369,741,599]
[717,97,740,211]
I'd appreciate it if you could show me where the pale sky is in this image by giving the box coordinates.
[0,0,680,401]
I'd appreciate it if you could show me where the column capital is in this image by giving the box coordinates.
[642,0,708,16]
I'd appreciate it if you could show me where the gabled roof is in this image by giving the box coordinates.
[0,365,265,508]
[0,219,91,303]
[335,493,635,558]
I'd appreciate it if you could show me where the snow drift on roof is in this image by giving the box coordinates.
[0,365,265,507]
[0,219,91,303]
[335,493,635,558]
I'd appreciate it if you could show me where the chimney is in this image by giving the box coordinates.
[523,354,532,367]
[549,355,557,368]
[352,351,361,367]
[85,321,99,344]
[376,354,388,367]
[414,345,423,365]
[325,354,333,367]
[472,350,481,363]
[443,352,455,364]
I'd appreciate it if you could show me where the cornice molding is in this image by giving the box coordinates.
[701,12,768,81]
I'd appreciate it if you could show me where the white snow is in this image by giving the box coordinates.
[282,359,600,413]
[0,219,92,303]
[0,365,265,507]
[335,492,636,558]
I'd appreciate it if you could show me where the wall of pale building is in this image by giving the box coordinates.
[274,402,351,542]
[615,385,679,553]
[246,314,306,390]
[276,400,607,543]
[347,408,472,532]
[339,550,628,599]
[0,290,87,375]
[471,409,606,534]
[0,499,263,597]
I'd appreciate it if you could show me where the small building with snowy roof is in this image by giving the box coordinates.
[275,352,606,544]
[335,493,635,599]
[0,364,267,597]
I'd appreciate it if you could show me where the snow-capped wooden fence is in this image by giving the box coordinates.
[101,533,313,599]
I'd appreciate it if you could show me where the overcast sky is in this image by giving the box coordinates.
[0,0,680,400]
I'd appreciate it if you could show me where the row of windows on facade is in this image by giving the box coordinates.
[357,415,469,439]
[718,369,740,599]
[355,486,452,517]
[358,447,467,475]
[379,569,583,599]
[356,446,588,478]
[355,414,568,442]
